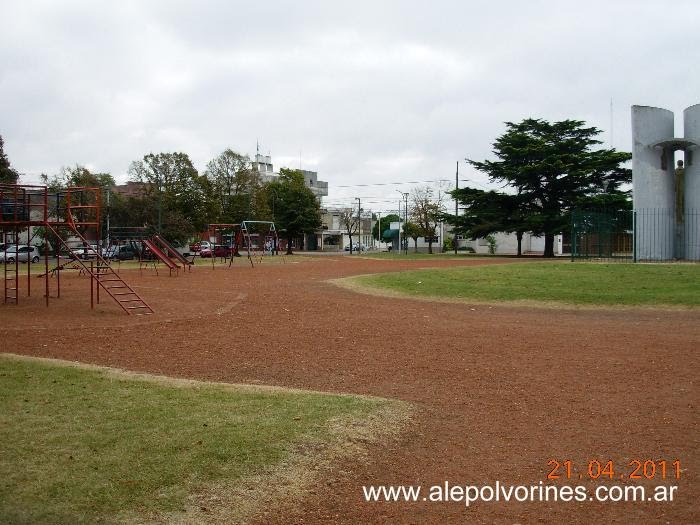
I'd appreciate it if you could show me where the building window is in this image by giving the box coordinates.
[424,236,438,243]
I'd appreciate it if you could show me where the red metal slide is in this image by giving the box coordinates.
[151,234,192,269]
[142,238,180,275]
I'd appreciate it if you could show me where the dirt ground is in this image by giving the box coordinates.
[1,255,698,524]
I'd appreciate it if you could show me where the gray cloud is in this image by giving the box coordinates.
[1,0,697,210]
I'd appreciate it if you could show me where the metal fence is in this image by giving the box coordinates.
[571,208,700,262]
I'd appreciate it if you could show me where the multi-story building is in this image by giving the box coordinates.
[110,181,151,198]
[252,152,328,202]
[251,150,330,250]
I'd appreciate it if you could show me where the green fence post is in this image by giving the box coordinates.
[570,212,575,262]
[633,210,637,263]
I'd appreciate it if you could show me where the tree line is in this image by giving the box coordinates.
[3,116,632,257]
[1,139,321,253]
[366,119,631,257]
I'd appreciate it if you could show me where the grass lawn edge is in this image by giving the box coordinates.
[0,353,413,524]
[328,272,700,312]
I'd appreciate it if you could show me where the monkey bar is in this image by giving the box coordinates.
[0,184,153,314]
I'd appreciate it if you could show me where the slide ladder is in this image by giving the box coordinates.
[151,234,192,270]
[142,238,179,276]
[46,224,154,315]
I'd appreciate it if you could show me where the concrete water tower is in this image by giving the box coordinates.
[631,104,700,260]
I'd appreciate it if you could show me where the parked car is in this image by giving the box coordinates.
[0,245,40,263]
[189,241,211,254]
[200,243,228,258]
[70,244,99,260]
[214,244,233,258]
[104,245,136,261]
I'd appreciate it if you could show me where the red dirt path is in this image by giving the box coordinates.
[1,256,698,524]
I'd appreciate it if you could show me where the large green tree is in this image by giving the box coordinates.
[128,152,211,242]
[204,149,261,223]
[265,168,321,254]
[0,135,20,184]
[468,119,631,257]
[447,188,530,256]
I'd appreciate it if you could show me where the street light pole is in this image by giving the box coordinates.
[454,160,459,255]
[270,189,278,255]
[397,191,409,255]
[355,197,361,255]
[397,198,401,252]
[403,193,409,255]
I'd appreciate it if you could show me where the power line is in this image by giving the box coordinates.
[329,178,490,190]
[332,178,451,188]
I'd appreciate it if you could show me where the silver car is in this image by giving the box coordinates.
[0,245,41,263]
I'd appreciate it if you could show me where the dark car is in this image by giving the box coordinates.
[214,245,233,257]
[107,245,136,261]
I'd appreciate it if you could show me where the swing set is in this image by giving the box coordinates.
[203,221,282,268]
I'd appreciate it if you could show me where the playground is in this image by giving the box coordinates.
[1,254,697,524]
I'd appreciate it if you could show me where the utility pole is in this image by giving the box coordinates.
[398,191,409,255]
[157,172,162,235]
[397,198,401,252]
[355,197,361,254]
[454,160,459,255]
[376,211,381,251]
[106,188,111,251]
[404,193,409,255]
[368,209,372,249]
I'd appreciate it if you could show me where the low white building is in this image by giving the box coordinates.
[451,229,567,256]
[311,208,374,251]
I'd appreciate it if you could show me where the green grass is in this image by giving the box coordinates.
[0,356,391,524]
[356,262,700,306]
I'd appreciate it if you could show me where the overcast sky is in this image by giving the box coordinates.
[1,1,698,212]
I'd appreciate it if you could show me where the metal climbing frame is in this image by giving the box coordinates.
[1,184,48,306]
[0,184,153,315]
